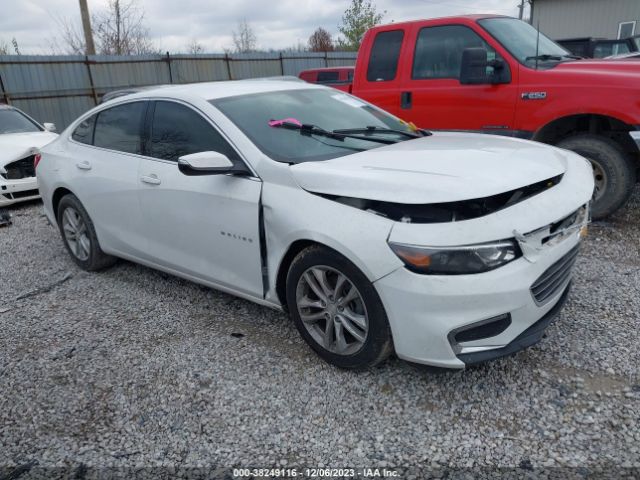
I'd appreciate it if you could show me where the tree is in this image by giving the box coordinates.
[93,0,156,55]
[308,27,334,52]
[0,39,10,55]
[232,20,257,53]
[337,0,384,51]
[11,38,21,55]
[57,16,86,54]
[186,39,204,54]
[57,0,156,55]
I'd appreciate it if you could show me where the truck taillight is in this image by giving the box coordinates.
[34,153,42,169]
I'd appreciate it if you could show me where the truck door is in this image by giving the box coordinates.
[400,24,518,134]
[353,28,408,117]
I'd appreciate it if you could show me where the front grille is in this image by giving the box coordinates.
[1,155,36,179]
[531,245,579,304]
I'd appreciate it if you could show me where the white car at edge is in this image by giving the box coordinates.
[36,81,593,370]
[0,104,57,207]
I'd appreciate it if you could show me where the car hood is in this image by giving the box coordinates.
[0,131,58,166]
[551,58,640,81]
[290,132,568,204]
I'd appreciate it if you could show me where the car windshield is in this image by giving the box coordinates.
[210,89,418,163]
[479,17,573,67]
[0,108,42,134]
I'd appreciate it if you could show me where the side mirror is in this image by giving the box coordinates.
[178,151,247,176]
[43,122,57,132]
[460,48,490,84]
[460,48,510,85]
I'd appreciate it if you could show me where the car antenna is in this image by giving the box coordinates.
[535,19,541,70]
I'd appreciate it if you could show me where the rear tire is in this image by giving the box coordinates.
[56,194,117,271]
[286,245,393,369]
[556,134,636,219]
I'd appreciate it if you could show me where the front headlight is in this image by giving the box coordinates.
[388,240,521,275]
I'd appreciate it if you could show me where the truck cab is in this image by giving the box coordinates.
[352,15,640,218]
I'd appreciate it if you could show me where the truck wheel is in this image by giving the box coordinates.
[556,134,636,219]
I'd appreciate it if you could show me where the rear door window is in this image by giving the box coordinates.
[366,30,404,82]
[93,102,146,154]
[412,25,496,80]
[149,101,240,162]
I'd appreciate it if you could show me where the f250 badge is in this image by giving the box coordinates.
[521,92,547,100]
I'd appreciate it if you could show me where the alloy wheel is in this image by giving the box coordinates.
[295,266,369,355]
[62,207,90,261]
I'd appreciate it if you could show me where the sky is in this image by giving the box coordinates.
[1,0,527,54]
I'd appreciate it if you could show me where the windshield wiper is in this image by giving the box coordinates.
[333,126,429,139]
[525,54,564,62]
[270,121,398,145]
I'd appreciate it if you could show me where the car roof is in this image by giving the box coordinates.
[122,79,325,103]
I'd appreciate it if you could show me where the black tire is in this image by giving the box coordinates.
[286,245,393,369]
[56,194,117,271]
[556,134,636,219]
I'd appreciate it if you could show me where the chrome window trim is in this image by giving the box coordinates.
[67,97,260,179]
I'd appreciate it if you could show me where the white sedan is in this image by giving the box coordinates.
[36,81,593,369]
[0,104,57,207]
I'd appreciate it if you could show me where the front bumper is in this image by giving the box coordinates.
[457,283,570,365]
[0,176,40,207]
[374,233,581,369]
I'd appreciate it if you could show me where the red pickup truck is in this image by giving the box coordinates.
[351,15,640,218]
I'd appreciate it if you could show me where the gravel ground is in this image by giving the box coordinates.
[1,189,639,479]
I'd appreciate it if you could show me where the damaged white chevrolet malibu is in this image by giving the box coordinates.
[0,104,57,207]
[36,81,593,369]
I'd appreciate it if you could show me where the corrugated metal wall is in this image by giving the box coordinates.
[0,51,357,130]
[532,0,640,39]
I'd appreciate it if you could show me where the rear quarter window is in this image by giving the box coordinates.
[366,30,404,82]
[71,115,97,145]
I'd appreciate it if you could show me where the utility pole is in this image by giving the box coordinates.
[518,0,525,20]
[79,0,96,55]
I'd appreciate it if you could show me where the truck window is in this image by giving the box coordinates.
[412,25,495,80]
[367,30,404,82]
[594,41,630,58]
[317,71,340,83]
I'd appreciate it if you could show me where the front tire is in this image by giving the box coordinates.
[556,134,636,219]
[286,245,393,369]
[57,194,116,271]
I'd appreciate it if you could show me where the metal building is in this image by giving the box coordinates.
[531,0,640,40]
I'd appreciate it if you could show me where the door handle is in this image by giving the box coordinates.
[140,174,161,186]
[401,91,412,110]
[76,161,92,170]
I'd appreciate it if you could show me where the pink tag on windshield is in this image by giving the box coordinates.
[269,118,302,127]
